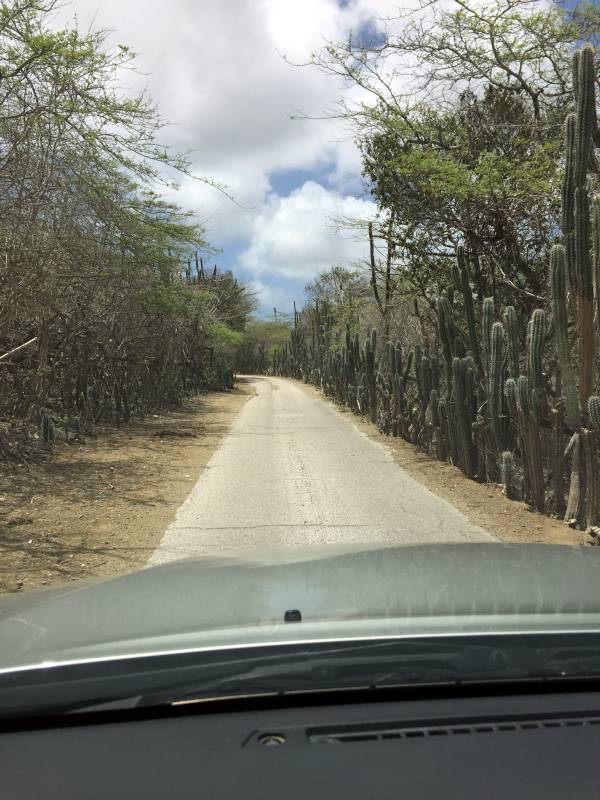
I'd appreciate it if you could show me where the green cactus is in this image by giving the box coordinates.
[574,185,595,406]
[457,246,483,378]
[430,388,440,427]
[421,356,432,407]
[572,49,581,104]
[501,451,514,499]
[574,45,596,191]
[437,296,454,387]
[490,322,505,451]
[452,356,474,478]
[504,377,518,418]
[503,306,520,379]
[481,297,494,377]
[517,375,530,418]
[527,309,546,395]
[561,113,576,238]
[593,196,600,327]
[589,396,600,431]
[550,244,580,429]
[517,375,545,512]
[414,343,423,403]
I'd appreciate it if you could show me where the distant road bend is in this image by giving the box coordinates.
[149,376,493,565]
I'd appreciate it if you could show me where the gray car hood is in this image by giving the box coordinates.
[2,542,600,673]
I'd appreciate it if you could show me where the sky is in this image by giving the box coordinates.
[53,0,394,316]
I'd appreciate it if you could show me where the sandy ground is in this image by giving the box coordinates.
[0,384,253,594]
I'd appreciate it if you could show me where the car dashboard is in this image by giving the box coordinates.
[3,685,600,798]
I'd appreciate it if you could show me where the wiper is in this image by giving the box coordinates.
[130,642,600,708]
[87,641,532,711]
[8,636,600,720]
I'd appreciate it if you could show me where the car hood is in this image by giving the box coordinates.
[1,542,600,673]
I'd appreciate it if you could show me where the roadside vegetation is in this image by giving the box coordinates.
[265,0,600,536]
[0,0,253,464]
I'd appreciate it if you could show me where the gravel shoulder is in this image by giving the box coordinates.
[0,384,253,594]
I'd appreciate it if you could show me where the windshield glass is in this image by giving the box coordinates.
[1,0,600,715]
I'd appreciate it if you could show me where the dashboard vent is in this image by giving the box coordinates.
[308,715,600,744]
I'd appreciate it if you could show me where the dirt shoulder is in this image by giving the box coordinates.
[295,381,582,547]
[0,382,253,594]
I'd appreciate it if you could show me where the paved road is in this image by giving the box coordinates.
[149,377,492,565]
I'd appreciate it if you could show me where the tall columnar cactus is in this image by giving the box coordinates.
[517,375,545,513]
[527,309,546,397]
[452,356,474,478]
[501,451,514,499]
[457,246,483,378]
[568,44,597,407]
[587,396,600,528]
[365,328,378,423]
[574,45,596,191]
[414,343,423,404]
[421,356,433,408]
[437,296,454,388]
[550,244,580,430]
[561,113,577,239]
[481,297,494,378]
[593,196,600,327]
[574,186,595,405]
[589,396,600,431]
[503,306,520,379]
[504,377,518,418]
[489,321,505,451]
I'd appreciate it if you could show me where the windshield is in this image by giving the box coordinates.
[1,0,600,717]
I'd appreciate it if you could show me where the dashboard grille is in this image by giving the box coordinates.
[308,715,600,744]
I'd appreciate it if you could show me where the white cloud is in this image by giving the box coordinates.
[51,0,388,304]
[241,181,376,281]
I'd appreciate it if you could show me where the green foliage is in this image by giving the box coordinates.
[210,323,243,349]
[0,1,253,445]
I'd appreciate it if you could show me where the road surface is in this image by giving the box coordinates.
[149,377,492,565]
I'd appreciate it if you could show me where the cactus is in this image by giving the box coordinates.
[574,45,596,190]
[490,322,505,451]
[561,113,577,238]
[589,396,600,431]
[437,296,454,388]
[365,329,378,423]
[504,378,518,418]
[517,375,545,512]
[550,244,580,430]
[574,186,595,406]
[414,343,423,403]
[501,451,514,499]
[527,309,546,396]
[421,356,432,407]
[481,297,494,377]
[457,246,483,378]
[452,356,474,478]
[593,196,600,328]
[565,433,586,525]
[503,306,520,379]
